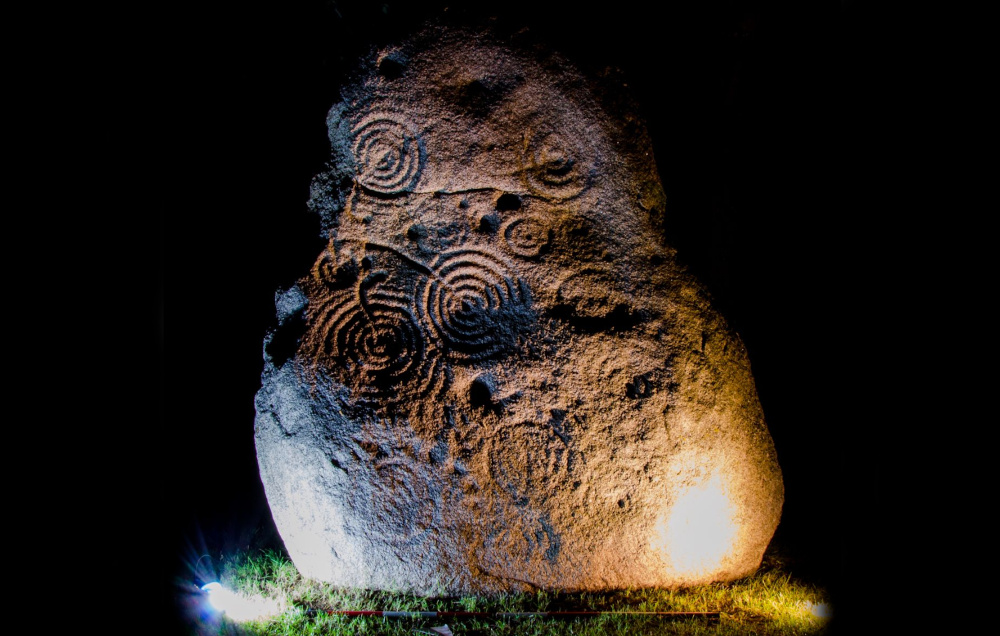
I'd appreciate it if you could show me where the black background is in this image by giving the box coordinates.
[156,1,885,632]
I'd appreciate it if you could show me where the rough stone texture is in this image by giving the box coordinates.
[254,25,783,594]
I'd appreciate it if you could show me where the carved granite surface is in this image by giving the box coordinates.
[254,25,783,594]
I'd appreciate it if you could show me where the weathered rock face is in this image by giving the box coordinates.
[254,25,783,594]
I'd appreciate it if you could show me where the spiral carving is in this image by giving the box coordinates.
[502,216,552,258]
[421,249,533,363]
[521,130,591,200]
[351,114,423,195]
[311,249,359,290]
[308,273,446,405]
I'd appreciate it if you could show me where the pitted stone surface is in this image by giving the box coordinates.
[255,25,783,594]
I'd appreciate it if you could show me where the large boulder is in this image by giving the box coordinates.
[254,25,783,594]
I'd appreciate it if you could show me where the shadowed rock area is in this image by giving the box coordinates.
[254,24,783,594]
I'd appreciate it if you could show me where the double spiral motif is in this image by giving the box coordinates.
[306,246,533,405]
[351,114,423,195]
[421,249,533,363]
[309,272,446,405]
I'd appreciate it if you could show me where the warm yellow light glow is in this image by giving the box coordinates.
[653,471,737,576]
[201,582,283,622]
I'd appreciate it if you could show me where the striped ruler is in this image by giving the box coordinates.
[322,610,719,619]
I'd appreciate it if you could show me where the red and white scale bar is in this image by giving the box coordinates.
[324,610,720,619]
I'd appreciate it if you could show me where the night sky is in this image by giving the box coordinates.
[158,1,883,631]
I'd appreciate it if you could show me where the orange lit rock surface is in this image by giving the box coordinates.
[254,25,783,593]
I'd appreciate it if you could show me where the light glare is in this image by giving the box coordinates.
[201,582,282,622]
[653,471,737,576]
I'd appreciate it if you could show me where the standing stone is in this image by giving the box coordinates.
[254,25,783,594]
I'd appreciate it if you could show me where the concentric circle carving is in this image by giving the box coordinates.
[351,114,423,194]
[421,249,533,363]
[521,130,592,200]
[502,216,552,258]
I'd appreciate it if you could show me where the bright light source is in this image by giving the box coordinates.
[803,600,832,619]
[652,471,737,577]
[200,582,282,622]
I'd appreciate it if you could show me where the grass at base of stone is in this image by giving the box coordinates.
[191,547,831,635]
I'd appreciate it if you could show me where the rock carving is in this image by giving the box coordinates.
[255,25,784,594]
[351,113,424,195]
